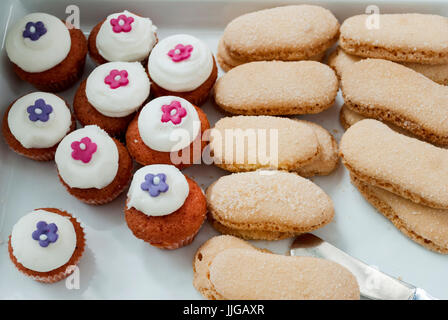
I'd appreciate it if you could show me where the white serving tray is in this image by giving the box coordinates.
[1,0,447,300]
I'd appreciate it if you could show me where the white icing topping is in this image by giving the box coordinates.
[138,96,200,152]
[7,92,72,149]
[127,164,189,216]
[147,34,213,92]
[11,209,77,272]
[96,10,157,62]
[55,125,119,189]
[6,13,71,73]
[85,62,150,117]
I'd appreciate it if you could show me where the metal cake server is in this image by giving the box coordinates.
[290,234,437,300]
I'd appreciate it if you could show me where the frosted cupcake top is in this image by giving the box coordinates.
[55,125,119,189]
[138,96,201,152]
[127,165,189,216]
[85,62,150,117]
[147,34,213,92]
[10,209,77,272]
[6,13,71,73]
[96,10,157,62]
[8,92,72,149]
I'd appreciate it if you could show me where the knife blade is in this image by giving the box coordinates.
[289,233,437,300]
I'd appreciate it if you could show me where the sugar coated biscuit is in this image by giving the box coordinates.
[210,116,338,176]
[340,119,448,209]
[193,235,360,300]
[339,104,415,138]
[206,170,334,240]
[351,175,448,254]
[296,120,339,177]
[217,37,325,72]
[219,5,339,69]
[341,59,448,146]
[340,14,448,64]
[328,48,448,85]
[214,61,338,115]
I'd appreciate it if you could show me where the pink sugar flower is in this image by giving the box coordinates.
[110,14,134,33]
[167,44,193,62]
[104,69,129,89]
[161,100,187,125]
[71,137,97,163]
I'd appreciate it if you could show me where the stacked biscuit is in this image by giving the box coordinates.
[340,119,448,254]
[330,13,448,85]
[334,13,448,254]
[193,235,360,300]
[331,13,448,138]
[217,5,340,71]
[207,6,342,241]
[190,5,363,300]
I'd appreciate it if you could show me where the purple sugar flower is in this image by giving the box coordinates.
[32,221,58,248]
[141,173,169,197]
[23,21,47,41]
[27,99,53,122]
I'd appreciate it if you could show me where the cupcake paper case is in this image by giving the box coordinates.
[125,164,207,249]
[88,10,158,64]
[8,208,85,283]
[73,61,150,136]
[55,125,133,205]
[5,12,87,92]
[2,92,76,161]
[147,34,218,106]
[126,96,210,169]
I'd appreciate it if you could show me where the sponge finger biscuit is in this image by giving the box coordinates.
[340,119,448,209]
[210,116,320,172]
[210,116,338,176]
[328,48,448,85]
[296,120,339,177]
[206,170,334,240]
[193,235,360,300]
[217,37,325,72]
[351,175,448,254]
[214,61,338,115]
[341,59,448,146]
[339,104,416,138]
[340,14,448,64]
[220,5,339,66]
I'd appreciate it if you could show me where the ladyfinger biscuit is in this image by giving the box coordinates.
[339,104,414,138]
[193,235,258,300]
[341,59,448,146]
[340,119,448,209]
[339,14,448,64]
[210,116,338,175]
[328,48,448,85]
[296,120,339,177]
[206,170,334,240]
[217,38,325,72]
[220,5,339,65]
[213,61,338,115]
[210,115,320,172]
[193,235,360,300]
[207,217,294,241]
[351,175,448,254]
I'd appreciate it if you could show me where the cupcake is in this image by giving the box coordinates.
[8,208,85,283]
[2,92,76,161]
[73,62,150,136]
[126,96,210,169]
[55,125,133,204]
[5,13,87,92]
[125,164,207,249]
[88,10,157,64]
[147,34,218,105]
